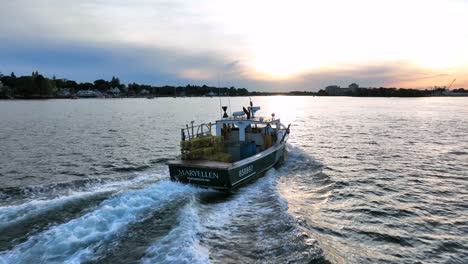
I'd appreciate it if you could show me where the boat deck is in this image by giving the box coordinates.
[167,159,233,170]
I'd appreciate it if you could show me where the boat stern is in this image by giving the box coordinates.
[168,161,232,190]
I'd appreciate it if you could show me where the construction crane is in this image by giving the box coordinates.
[446,79,456,91]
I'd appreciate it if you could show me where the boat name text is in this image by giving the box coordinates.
[178,169,219,179]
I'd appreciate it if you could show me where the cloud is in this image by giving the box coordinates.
[0,39,241,86]
[1,0,467,90]
[0,0,252,84]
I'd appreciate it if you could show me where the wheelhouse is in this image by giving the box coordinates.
[179,106,288,163]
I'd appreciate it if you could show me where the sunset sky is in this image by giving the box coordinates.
[1,0,467,91]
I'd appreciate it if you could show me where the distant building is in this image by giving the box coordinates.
[325,84,358,95]
[139,89,150,95]
[325,85,349,95]
[349,83,359,93]
[76,90,102,97]
[57,88,71,97]
[325,85,340,95]
[205,91,216,97]
[108,87,121,95]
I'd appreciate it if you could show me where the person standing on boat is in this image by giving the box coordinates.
[262,124,273,149]
[263,123,273,135]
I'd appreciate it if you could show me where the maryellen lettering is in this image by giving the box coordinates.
[178,169,219,179]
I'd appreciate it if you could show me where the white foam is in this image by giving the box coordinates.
[0,172,163,229]
[0,193,93,229]
[140,170,279,264]
[0,180,198,264]
[141,199,209,264]
[203,169,278,229]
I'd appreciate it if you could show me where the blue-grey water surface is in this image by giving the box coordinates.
[0,97,467,263]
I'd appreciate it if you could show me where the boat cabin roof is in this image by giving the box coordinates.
[215,116,281,142]
[215,117,281,127]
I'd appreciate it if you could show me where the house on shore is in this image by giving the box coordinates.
[108,87,121,96]
[205,91,216,97]
[139,89,150,96]
[57,88,72,97]
[76,90,102,98]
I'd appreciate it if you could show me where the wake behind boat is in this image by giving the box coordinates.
[168,101,290,191]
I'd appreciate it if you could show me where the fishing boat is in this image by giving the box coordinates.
[168,101,290,191]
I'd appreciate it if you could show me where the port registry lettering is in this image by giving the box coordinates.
[239,165,254,178]
[178,169,219,179]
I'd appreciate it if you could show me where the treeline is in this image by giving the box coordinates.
[0,72,55,98]
[352,87,428,97]
[318,84,467,97]
[348,87,468,97]
[451,88,468,93]
[0,71,249,98]
[249,91,320,96]
[249,91,289,96]
[130,84,249,97]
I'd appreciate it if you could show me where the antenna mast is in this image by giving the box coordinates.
[217,78,223,118]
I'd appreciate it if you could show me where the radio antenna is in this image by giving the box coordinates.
[217,77,223,118]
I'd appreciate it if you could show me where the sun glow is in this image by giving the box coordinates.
[209,0,468,83]
[251,44,324,79]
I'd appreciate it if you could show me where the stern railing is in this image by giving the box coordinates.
[181,122,213,141]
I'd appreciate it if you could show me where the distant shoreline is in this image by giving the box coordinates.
[1,72,466,99]
[1,94,467,100]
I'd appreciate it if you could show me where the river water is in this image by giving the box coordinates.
[0,97,467,263]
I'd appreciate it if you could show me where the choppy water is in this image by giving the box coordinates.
[0,97,467,263]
